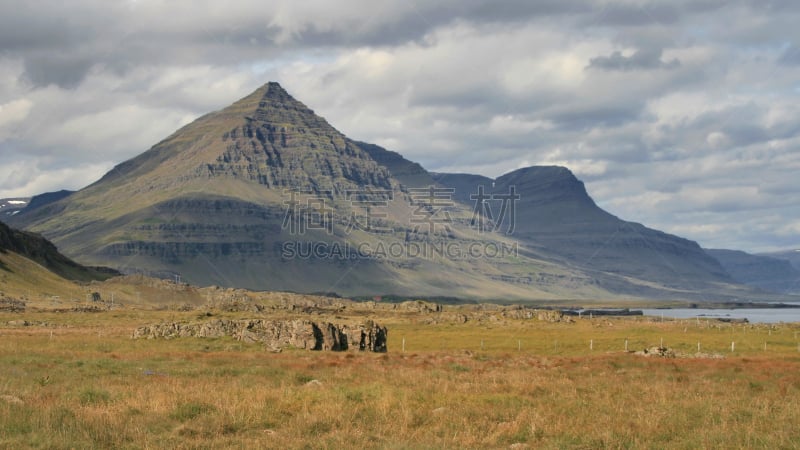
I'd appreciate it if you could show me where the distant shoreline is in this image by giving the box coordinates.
[652,302,800,310]
[554,302,800,316]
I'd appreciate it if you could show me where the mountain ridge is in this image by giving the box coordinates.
[5,81,772,302]
[432,168,732,290]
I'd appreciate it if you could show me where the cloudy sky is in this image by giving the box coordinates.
[0,0,799,253]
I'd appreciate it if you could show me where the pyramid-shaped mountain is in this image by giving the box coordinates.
[86,82,393,197]
[7,82,769,301]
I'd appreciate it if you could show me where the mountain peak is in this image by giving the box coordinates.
[497,165,577,184]
[495,165,591,205]
[260,81,292,100]
[68,80,394,198]
[219,81,329,133]
[241,81,296,106]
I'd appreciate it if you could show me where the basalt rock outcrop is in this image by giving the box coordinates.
[132,318,387,352]
[0,295,26,312]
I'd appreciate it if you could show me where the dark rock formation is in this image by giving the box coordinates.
[132,319,388,352]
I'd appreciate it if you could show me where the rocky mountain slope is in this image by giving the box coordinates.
[6,82,770,302]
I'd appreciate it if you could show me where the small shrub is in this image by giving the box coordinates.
[221,422,242,435]
[3,406,34,435]
[306,421,332,435]
[49,406,76,429]
[79,388,111,406]
[295,374,314,384]
[344,390,364,402]
[450,363,470,373]
[170,402,216,421]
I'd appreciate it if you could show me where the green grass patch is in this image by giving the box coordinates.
[78,388,112,406]
[170,402,216,421]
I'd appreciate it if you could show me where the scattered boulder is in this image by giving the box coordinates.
[396,300,442,313]
[634,346,724,359]
[502,309,534,320]
[635,346,676,358]
[536,310,574,323]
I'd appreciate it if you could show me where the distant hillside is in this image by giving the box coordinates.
[706,249,800,294]
[356,141,435,188]
[25,190,74,212]
[760,250,800,272]
[0,221,118,282]
[432,167,735,296]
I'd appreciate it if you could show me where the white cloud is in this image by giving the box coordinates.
[0,98,32,130]
[0,158,113,197]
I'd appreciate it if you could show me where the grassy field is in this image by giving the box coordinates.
[1,307,800,449]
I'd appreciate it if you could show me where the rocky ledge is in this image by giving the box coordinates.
[132,319,387,352]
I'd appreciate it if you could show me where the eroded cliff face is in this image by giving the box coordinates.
[205,123,393,192]
[133,319,388,353]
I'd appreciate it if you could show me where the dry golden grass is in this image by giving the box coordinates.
[1,310,799,449]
